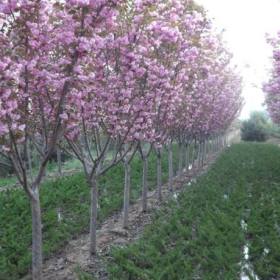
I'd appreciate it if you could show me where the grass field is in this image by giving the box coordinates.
[0,147,180,280]
[108,143,280,280]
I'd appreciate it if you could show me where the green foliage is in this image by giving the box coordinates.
[0,147,178,280]
[0,175,18,187]
[0,157,82,189]
[0,153,13,177]
[74,266,97,280]
[108,143,280,280]
[241,111,269,142]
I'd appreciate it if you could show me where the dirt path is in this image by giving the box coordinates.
[24,153,219,280]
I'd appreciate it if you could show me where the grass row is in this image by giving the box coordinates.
[108,143,280,280]
[0,158,83,188]
[0,146,180,280]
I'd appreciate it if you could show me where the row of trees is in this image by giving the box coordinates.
[264,31,280,126]
[0,0,242,279]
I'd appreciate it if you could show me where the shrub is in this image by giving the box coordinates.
[241,111,268,142]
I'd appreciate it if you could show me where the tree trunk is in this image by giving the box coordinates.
[156,148,162,201]
[185,144,189,170]
[193,141,198,167]
[195,142,199,168]
[178,143,183,176]
[190,143,195,167]
[57,147,62,176]
[27,139,33,177]
[214,137,217,152]
[198,142,202,168]
[202,142,205,166]
[168,142,173,192]
[190,143,194,166]
[31,190,43,280]
[201,141,206,166]
[142,157,148,212]
[123,160,131,228]
[89,176,98,255]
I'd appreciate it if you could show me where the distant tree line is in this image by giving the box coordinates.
[241,111,280,142]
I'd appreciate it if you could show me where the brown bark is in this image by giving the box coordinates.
[57,146,62,176]
[89,176,98,255]
[31,189,43,280]
[142,157,148,212]
[178,143,183,176]
[156,148,162,201]
[168,142,173,192]
[123,160,131,228]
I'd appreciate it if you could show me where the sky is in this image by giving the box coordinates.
[196,0,280,119]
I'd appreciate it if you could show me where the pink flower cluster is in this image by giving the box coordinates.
[0,0,242,152]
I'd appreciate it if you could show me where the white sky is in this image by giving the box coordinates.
[196,0,280,119]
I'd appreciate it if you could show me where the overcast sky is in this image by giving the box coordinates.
[196,0,280,119]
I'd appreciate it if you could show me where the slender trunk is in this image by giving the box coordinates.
[185,144,189,170]
[123,160,131,228]
[89,176,98,255]
[57,147,62,176]
[190,142,195,166]
[197,143,200,166]
[199,142,203,168]
[182,144,186,169]
[191,142,195,167]
[204,140,207,159]
[168,142,173,192]
[200,142,203,167]
[194,141,199,167]
[156,149,162,201]
[199,142,203,167]
[31,189,43,280]
[202,141,206,165]
[215,137,218,152]
[178,143,183,176]
[27,139,33,178]
[142,156,148,212]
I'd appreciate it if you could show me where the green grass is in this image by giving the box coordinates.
[0,175,18,187]
[74,266,97,280]
[0,158,83,189]
[0,146,179,280]
[108,143,280,280]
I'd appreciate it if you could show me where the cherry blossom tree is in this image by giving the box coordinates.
[61,0,165,250]
[0,0,121,278]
